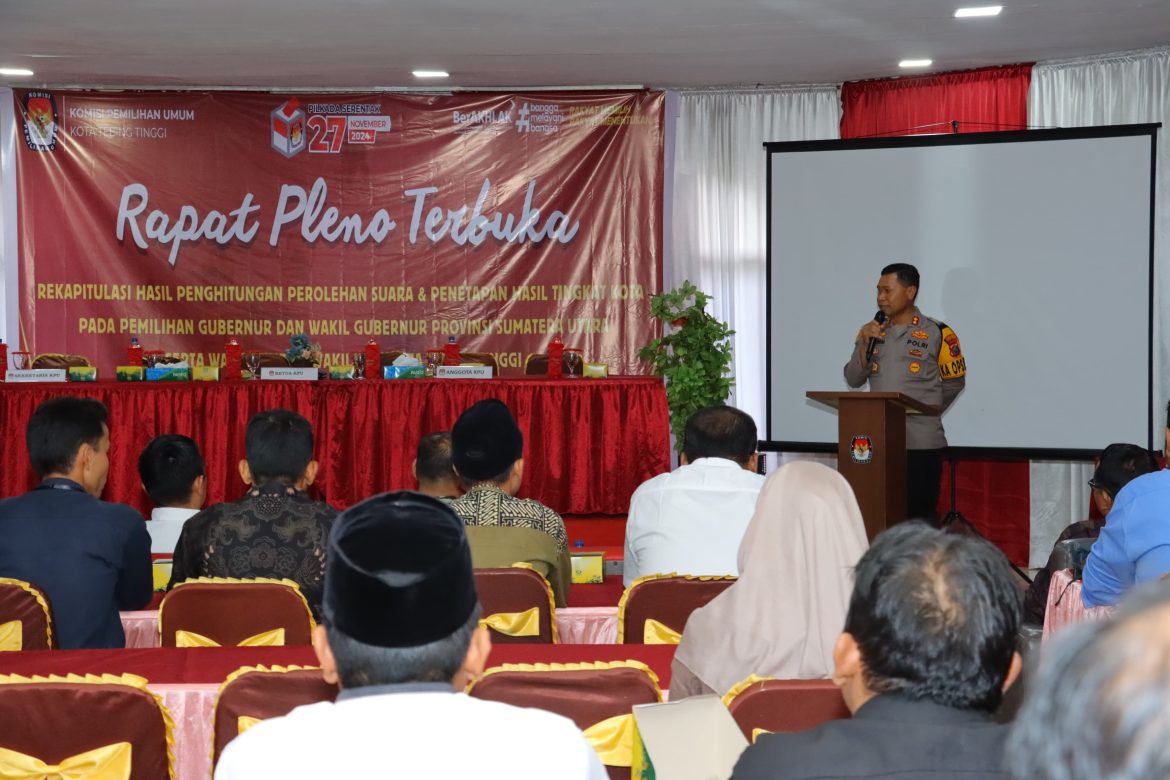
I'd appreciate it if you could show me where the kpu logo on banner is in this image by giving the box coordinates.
[22,91,59,152]
[271,99,307,158]
[272,98,392,155]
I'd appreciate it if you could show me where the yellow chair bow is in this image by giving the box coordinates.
[642,618,681,645]
[478,608,540,638]
[237,716,261,735]
[0,620,22,652]
[174,628,285,648]
[582,713,635,767]
[0,741,131,780]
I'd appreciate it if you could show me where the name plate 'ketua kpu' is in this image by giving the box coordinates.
[260,366,318,381]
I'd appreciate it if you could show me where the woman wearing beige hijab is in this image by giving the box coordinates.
[671,460,869,698]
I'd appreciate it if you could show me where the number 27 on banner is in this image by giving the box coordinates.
[308,115,346,154]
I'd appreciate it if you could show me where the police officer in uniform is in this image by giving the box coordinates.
[844,263,966,522]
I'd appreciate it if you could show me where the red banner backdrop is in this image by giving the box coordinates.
[13,90,664,374]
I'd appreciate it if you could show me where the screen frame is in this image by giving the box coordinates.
[762,124,1161,460]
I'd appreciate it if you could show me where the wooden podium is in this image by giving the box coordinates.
[806,391,941,541]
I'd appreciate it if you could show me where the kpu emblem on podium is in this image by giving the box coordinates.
[850,435,874,464]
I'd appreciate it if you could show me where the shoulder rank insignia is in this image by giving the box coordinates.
[910,315,920,326]
[870,362,880,374]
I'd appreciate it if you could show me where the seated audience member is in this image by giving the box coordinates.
[0,397,151,648]
[169,409,336,617]
[1082,404,1170,607]
[623,405,765,586]
[1023,443,1158,624]
[1007,582,1170,780]
[138,433,207,555]
[733,522,1023,780]
[671,461,868,699]
[449,399,571,606]
[214,492,605,780]
[413,431,461,502]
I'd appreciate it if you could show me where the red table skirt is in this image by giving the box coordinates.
[0,378,670,515]
[0,644,677,689]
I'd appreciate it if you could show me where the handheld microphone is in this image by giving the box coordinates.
[865,311,887,363]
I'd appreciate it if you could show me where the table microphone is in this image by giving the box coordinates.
[865,311,887,363]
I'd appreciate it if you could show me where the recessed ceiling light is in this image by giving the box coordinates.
[412,69,449,79]
[899,59,933,68]
[0,68,34,77]
[955,5,1003,17]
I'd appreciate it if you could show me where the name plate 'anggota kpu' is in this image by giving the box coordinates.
[436,365,494,379]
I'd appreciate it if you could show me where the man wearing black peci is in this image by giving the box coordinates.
[844,263,966,522]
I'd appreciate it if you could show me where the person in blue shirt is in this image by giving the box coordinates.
[1082,404,1170,608]
[0,396,152,648]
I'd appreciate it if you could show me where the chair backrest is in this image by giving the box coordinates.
[158,578,315,647]
[0,673,174,778]
[1053,538,1095,580]
[211,665,339,768]
[459,351,499,373]
[617,574,737,644]
[254,352,290,367]
[473,568,557,644]
[467,661,661,778]
[30,353,91,369]
[722,676,851,741]
[0,578,54,651]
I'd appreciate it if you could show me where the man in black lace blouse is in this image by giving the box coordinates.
[168,409,337,617]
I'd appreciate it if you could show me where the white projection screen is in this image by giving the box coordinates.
[766,126,1158,456]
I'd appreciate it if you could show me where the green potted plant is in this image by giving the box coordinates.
[638,280,735,449]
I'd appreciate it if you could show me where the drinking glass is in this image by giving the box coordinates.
[353,352,366,379]
[244,352,261,379]
[12,352,29,370]
[564,349,583,379]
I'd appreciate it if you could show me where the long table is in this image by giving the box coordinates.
[0,378,670,515]
[122,607,620,647]
[0,644,676,780]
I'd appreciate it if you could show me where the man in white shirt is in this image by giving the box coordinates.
[623,406,765,586]
[215,491,606,780]
[137,434,206,555]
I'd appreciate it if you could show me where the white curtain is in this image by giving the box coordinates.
[668,86,841,431]
[0,88,16,347]
[1027,46,1170,566]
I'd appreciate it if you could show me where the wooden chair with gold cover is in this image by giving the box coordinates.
[211,665,339,769]
[158,578,316,648]
[722,675,851,743]
[30,354,91,369]
[467,660,661,780]
[0,673,175,779]
[523,353,569,375]
[473,567,557,644]
[616,574,737,644]
[0,578,54,651]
